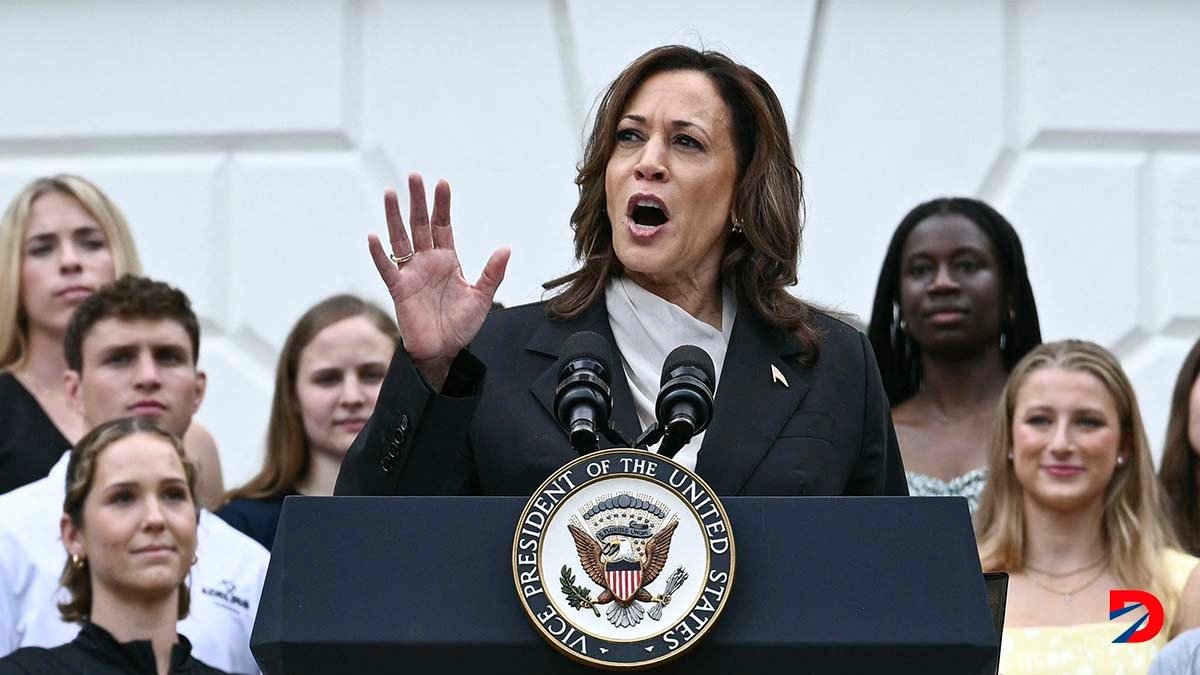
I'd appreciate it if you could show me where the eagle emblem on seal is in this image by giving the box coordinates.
[560,493,688,628]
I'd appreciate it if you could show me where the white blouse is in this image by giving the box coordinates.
[605,276,736,471]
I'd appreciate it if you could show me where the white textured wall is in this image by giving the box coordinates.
[2,1,1198,485]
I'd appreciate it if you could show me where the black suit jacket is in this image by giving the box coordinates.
[335,300,906,497]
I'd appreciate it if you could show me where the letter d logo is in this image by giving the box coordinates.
[1109,589,1164,643]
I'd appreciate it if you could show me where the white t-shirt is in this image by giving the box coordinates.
[1150,628,1200,675]
[605,276,736,471]
[0,452,268,674]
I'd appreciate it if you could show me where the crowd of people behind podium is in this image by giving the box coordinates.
[4,52,1200,675]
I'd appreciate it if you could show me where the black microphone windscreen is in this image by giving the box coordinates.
[559,331,613,369]
[660,345,715,386]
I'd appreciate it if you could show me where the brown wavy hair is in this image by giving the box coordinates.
[223,295,399,502]
[975,341,1179,612]
[1159,337,1200,555]
[544,45,820,364]
[59,417,199,622]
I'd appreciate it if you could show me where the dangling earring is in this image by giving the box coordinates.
[71,554,86,569]
[1000,332,1007,350]
[730,214,744,233]
[891,302,913,356]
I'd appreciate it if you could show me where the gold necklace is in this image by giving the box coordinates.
[1024,564,1108,604]
[1025,556,1107,578]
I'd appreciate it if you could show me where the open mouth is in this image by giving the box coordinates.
[627,195,670,228]
[632,203,668,227]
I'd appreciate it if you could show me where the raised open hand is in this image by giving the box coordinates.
[368,173,510,391]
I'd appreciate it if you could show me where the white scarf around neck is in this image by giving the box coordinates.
[604,276,736,471]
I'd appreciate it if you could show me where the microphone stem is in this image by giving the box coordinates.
[569,414,599,453]
[658,436,685,459]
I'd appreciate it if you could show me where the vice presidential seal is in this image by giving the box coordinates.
[512,449,735,669]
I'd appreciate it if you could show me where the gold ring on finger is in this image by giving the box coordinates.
[390,251,415,267]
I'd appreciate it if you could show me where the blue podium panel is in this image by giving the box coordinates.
[252,497,997,674]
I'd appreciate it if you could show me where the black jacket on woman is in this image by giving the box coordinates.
[335,299,906,497]
[0,621,230,674]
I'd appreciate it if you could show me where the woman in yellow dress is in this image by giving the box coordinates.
[976,340,1200,674]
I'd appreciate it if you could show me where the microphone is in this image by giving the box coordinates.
[554,331,614,454]
[655,345,715,460]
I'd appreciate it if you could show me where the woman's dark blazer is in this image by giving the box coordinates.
[335,299,907,497]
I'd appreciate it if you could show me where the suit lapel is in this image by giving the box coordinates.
[696,308,811,495]
[527,302,642,449]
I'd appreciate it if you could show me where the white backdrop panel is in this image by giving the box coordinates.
[798,0,1006,319]
[0,2,348,140]
[1017,1,1200,141]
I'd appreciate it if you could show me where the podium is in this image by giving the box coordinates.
[252,496,999,674]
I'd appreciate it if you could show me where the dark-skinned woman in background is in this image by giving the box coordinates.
[868,197,1041,512]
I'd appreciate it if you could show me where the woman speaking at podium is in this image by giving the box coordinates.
[334,45,906,498]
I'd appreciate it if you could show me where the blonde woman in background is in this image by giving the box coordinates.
[976,340,1200,673]
[0,175,223,507]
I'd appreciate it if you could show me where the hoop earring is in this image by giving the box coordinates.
[999,302,1016,352]
[890,318,905,349]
